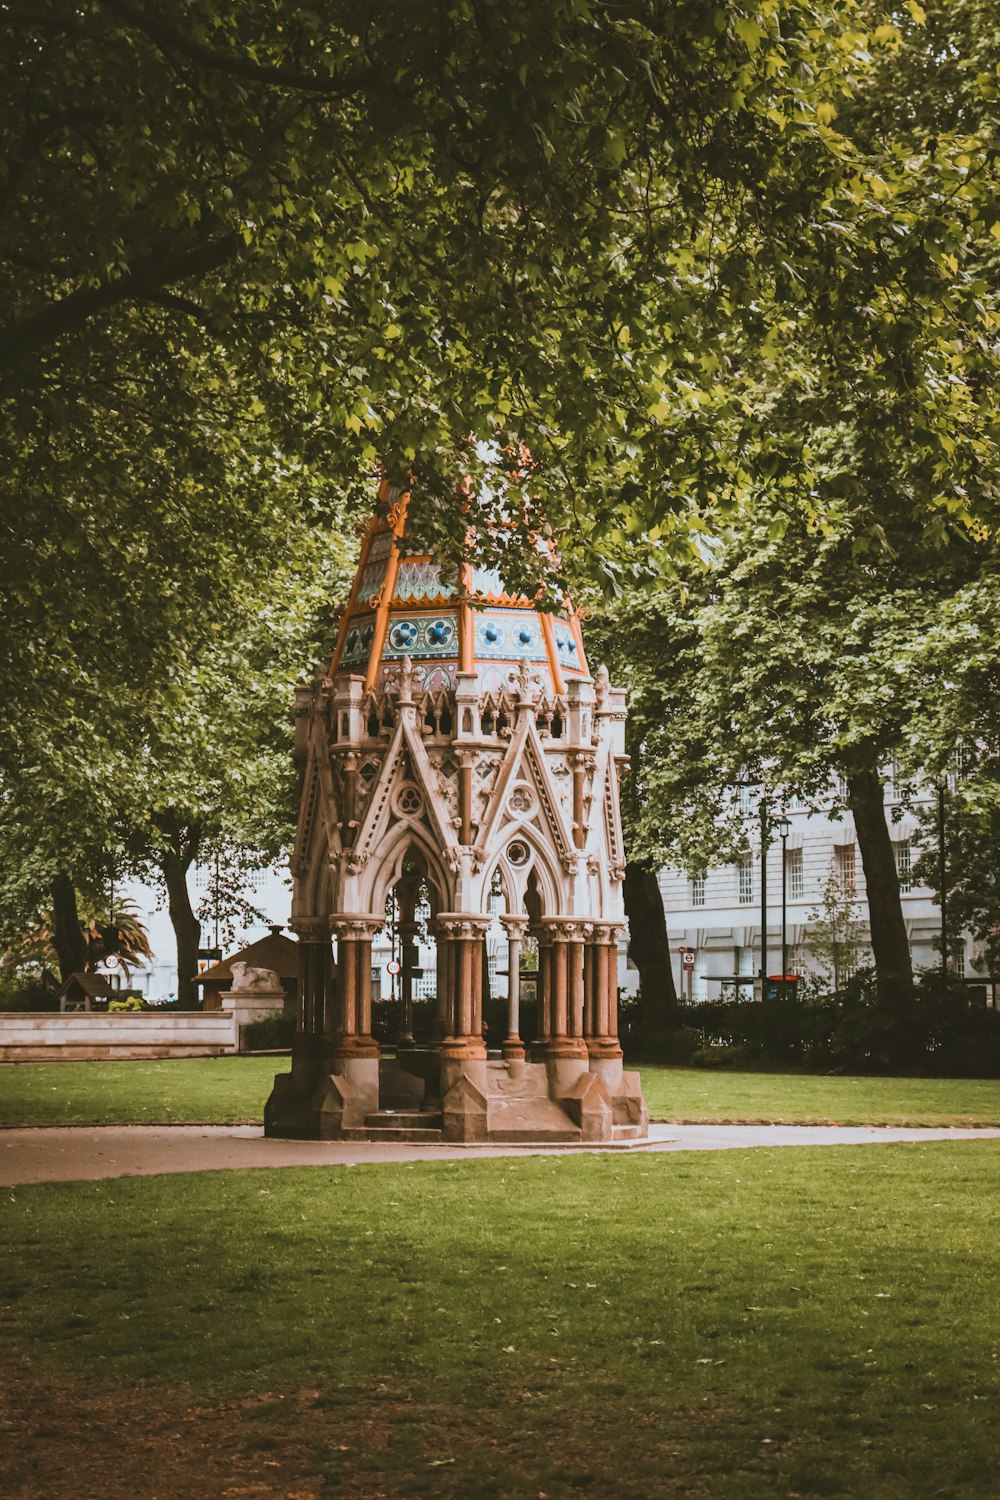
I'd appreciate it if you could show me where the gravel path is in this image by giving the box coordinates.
[2,1121,999,1186]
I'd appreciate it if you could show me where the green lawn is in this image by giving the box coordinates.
[2,1056,1000,1128]
[639,1066,1000,1127]
[3,1144,999,1497]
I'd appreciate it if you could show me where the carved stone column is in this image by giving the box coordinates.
[534,930,552,1056]
[543,919,589,1061]
[435,914,491,1061]
[291,917,333,1039]
[500,914,529,1061]
[429,918,449,1041]
[586,921,624,1061]
[330,916,382,1061]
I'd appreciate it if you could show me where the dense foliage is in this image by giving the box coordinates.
[3,1,1000,1008]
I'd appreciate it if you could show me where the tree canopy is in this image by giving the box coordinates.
[3,0,1000,1000]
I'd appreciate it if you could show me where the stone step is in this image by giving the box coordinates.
[612,1124,644,1141]
[365,1110,442,1130]
[487,1127,581,1143]
[359,1126,444,1143]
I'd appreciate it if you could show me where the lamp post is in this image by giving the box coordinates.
[777,815,792,991]
[937,775,948,987]
[759,796,769,999]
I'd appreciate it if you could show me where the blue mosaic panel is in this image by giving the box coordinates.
[472,610,548,662]
[553,617,584,672]
[393,558,456,602]
[382,612,459,660]
[342,614,376,667]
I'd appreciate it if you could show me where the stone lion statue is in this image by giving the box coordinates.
[230,962,281,992]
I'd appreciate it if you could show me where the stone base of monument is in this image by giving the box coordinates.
[264,1051,649,1145]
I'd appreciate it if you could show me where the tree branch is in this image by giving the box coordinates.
[0,230,241,375]
[97,0,384,99]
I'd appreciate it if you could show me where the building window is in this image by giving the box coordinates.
[787,848,804,901]
[952,946,966,978]
[894,839,912,894]
[738,855,754,905]
[835,843,856,893]
[691,875,706,908]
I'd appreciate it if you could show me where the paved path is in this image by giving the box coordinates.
[2,1122,999,1186]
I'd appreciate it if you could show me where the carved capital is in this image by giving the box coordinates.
[290,917,332,942]
[434,912,492,940]
[330,914,384,940]
[499,914,531,938]
[541,917,591,943]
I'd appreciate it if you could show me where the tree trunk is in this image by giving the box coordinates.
[159,847,202,1008]
[50,872,87,980]
[847,762,914,1006]
[623,862,680,1035]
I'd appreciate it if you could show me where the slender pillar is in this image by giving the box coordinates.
[569,930,587,1038]
[583,938,596,1040]
[330,916,382,1060]
[587,922,624,1060]
[544,920,588,1061]
[536,935,552,1049]
[431,920,449,1041]
[501,915,529,1060]
[435,915,490,1061]
[286,918,335,1091]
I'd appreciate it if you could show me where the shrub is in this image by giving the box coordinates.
[241,1010,296,1051]
[0,979,59,1012]
[690,1042,750,1069]
[657,1027,701,1064]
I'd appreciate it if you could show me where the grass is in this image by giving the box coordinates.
[639,1067,1000,1128]
[3,1144,1000,1497]
[2,1055,1000,1128]
[0,1055,283,1127]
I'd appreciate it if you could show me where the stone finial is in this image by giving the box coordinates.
[513,657,541,706]
[594,663,610,708]
[387,654,418,706]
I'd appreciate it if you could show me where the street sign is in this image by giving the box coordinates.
[681,950,695,971]
[386,959,401,976]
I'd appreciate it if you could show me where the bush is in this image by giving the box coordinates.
[690,1042,750,1069]
[661,967,1000,1077]
[108,995,145,1012]
[657,1027,701,1064]
[241,1010,296,1051]
[0,978,59,1012]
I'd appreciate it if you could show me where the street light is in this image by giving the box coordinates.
[937,774,948,988]
[777,815,792,990]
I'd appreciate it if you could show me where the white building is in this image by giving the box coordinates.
[659,772,971,1001]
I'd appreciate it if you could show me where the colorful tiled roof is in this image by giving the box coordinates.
[329,485,589,695]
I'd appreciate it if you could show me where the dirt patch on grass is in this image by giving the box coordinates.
[0,1350,734,1500]
[0,1353,327,1500]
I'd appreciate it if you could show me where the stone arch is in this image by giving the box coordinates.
[481,823,563,919]
[363,820,454,919]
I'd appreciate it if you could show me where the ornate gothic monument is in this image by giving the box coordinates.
[264,484,647,1143]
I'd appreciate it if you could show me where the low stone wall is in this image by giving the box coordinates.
[0,1011,238,1062]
